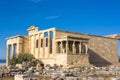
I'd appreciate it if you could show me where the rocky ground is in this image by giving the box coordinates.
[1,64,120,80]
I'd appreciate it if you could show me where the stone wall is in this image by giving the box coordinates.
[28,26,56,60]
[67,54,90,66]
[56,30,119,66]
[56,54,67,66]
[88,35,118,66]
[22,36,29,53]
[41,54,67,66]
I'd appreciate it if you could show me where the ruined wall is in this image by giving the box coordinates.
[56,30,119,66]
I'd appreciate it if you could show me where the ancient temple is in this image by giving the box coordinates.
[6,26,120,67]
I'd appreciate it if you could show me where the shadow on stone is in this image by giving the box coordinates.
[88,49,111,67]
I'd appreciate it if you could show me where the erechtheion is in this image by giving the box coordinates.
[6,26,120,67]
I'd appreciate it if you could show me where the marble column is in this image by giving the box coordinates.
[34,35,36,57]
[29,36,31,54]
[43,33,45,58]
[66,41,68,54]
[61,41,63,53]
[79,42,81,54]
[85,44,88,54]
[73,41,75,54]
[56,42,58,53]
[6,45,10,66]
[17,42,19,54]
[38,34,40,59]
[31,35,35,56]
[48,31,50,58]
[12,44,14,58]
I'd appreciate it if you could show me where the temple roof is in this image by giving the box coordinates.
[6,35,24,40]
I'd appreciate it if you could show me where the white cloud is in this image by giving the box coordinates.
[45,16,59,19]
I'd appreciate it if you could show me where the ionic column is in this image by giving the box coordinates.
[66,41,68,54]
[61,41,63,53]
[48,31,50,58]
[56,42,58,53]
[29,36,31,54]
[79,42,81,54]
[85,44,88,54]
[17,43,19,54]
[31,35,36,56]
[72,41,75,54]
[43,33,45,58]
[34,35,36,57]
[12,44,14,58]
[38,34,40,59]
[6,45,10,67]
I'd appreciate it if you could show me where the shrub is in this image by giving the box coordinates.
[10,54,17,66]
[10,53,38,67]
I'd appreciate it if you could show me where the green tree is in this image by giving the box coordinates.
[10,53,38,66]
[31,59,40,66]
[17,53,35,64]
[10,54,17,66]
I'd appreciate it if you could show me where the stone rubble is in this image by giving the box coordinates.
[1,65,120,80]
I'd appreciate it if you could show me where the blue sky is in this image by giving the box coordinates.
[0,0,120,58]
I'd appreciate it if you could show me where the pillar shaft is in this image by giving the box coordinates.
[6,45,10,66]
[66,41,68,54]
[43,34,45,58]
[48,31,50,58]
[31,35,36,56]
[79,42,81,54]
[85,44,88,54]
[29,36,31,54]
[56,42,58,53]
[12,44,14,58]
[61,41,63,53]
[17,43,19,54]
[34,35,36,57]
[38,34,40,59]
[73,41,75,54]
